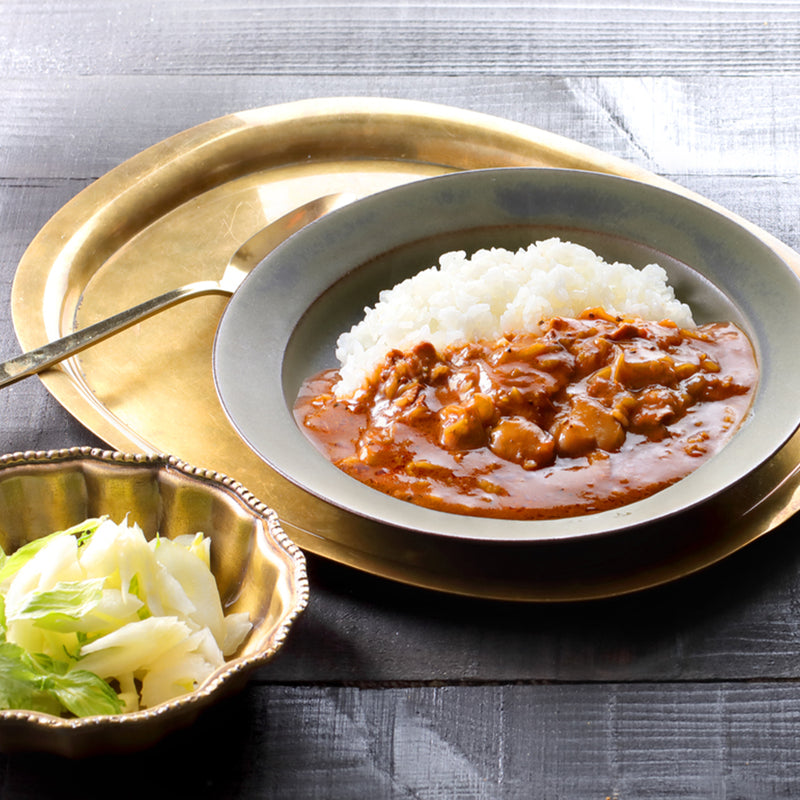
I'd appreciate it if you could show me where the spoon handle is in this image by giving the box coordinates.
[0,279,224,389]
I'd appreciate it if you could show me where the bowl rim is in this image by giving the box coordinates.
[214,166,800,544]
[0,446,309,733]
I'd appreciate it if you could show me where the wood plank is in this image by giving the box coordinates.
[0,179,107,452]
[2,76,800,181]
[2,0,800,77]
[2,682,800,797]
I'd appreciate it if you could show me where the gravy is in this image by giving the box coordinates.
[295,309,757,519]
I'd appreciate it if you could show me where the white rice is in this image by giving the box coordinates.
[333,238,695,398]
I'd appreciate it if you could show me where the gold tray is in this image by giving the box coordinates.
[12,97,800,601]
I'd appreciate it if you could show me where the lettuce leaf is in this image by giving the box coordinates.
[9,578,106,630]
[0,641,123,717]
[46,667,124,717]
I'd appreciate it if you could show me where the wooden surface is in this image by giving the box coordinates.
[2,1,800,796]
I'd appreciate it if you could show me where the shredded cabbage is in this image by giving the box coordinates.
[0,516,251,717]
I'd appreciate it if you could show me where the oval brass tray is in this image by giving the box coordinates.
[11,97,800,601]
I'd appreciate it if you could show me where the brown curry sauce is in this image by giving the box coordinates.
[294,308,757,519]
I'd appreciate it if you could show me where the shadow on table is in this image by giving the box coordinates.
[273,510,800,683]
[0,688,258,796]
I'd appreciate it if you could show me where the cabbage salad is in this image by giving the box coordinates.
[0,516,251,717]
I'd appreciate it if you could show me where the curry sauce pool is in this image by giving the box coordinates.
[296,308,757,520]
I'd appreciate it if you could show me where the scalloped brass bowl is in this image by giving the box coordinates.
[0,447,308,757]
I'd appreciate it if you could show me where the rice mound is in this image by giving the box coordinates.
[333,238,695,398]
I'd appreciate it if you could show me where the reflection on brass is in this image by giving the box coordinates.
[0,448,308,757]
[10,98,800,601]
[0,193,352,388]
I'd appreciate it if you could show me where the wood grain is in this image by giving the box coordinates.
[3,76,800,179]
[3,683,800,798]
[2,1,800,77]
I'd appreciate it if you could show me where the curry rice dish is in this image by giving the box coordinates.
[295,240,757,520]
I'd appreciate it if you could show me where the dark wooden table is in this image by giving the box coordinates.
[2,1,800,796]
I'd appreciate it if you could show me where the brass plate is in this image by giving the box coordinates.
[11,98,800,601]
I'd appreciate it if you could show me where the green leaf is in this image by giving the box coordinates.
[0,641,122,717]
[49,669,124,717]
[0,642,62,715]
[10,578,105,630]
[0,641,37,682]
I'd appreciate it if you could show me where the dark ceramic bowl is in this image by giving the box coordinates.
[214,168,800,547]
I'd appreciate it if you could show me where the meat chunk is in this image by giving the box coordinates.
[612,346,677,390]
[556,396,626,458]
[628,387,687,438]
[438,394,494,450]
[489,417,556,469]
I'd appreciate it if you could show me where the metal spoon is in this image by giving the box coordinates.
[0,193,355,389]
